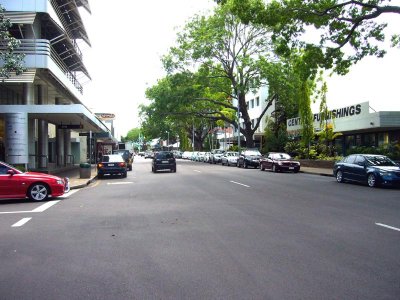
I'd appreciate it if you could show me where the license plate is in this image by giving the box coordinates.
[162,160,168,163]
[289,167,294,170]
[108,164,114,166]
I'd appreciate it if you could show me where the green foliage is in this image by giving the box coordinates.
[347,142,400,160]
[223,0,400,75]
[162,5,279,148]
[123,128,141,142]
[262,118,288,153]
[0,5,25,79]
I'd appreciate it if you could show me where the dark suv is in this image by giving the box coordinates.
[113,150,133,171]
[152,151,176,173]
[237,149,262,168]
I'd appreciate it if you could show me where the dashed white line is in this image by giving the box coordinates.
[375,223,400,232]
[12,218,32,227]
[230,181,250,188]
[193,170,201,173]
[107,182,134,185]
[32,200,60,212]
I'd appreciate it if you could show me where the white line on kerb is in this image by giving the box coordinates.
[12,218,32,227]
[107,182,134,185]
[230,181,250,188]
[375,223,400,232]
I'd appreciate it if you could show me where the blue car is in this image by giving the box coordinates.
[333,154,400,188]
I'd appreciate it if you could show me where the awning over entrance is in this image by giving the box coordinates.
[0,104,111,134]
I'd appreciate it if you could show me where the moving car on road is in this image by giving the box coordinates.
[152,151,176,173]
[333,154,400,187]
[260,152,300,173]
[0,161,70,201]
[113,149,133,171]
[97,154,128,179]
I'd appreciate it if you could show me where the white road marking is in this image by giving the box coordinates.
[375,223,400,232]
[32,200,60,212]
[58,189,79,198]
[12,218,32,227]
[230,181,250,188]
[107,182,134,185]
[193,170,201,173]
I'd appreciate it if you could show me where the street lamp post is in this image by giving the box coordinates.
[237,89,240,152]
[167,131,169,151]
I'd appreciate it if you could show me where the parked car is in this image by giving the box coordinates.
[97,154,127,178]
[0,161,70,201]
[333,154,400,188]
[197,152,206,162]
[144,151,154,159]
[210,149,226,164]
[152,151,176,173]
[182,151,192,159]
[260,152,300,173]
[113,149,133,171]
[237,149,262,168]
[203,152,211,163]
[221,151,239,166]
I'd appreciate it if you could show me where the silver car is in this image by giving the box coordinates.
[221,151,239,166]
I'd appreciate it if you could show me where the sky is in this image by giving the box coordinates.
[79,1,399,138]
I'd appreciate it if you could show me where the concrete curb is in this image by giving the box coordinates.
[70,175,98,190]
[300,170,333,177]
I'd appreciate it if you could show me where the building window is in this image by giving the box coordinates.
[250,99,254,109]
[256,97,260,106]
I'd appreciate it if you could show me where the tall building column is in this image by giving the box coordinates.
[56,129,65,166]
[37,85,48,168]
[23,83,36,169]
[64,129,71,165]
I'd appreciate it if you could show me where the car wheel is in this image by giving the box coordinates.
[272,164,277,172]
[336,170,344,183]
[260,164,265,171]
[152,167,156,173]
[237,161,241,168]
[244,161,248,168]
[28,183,49,201]
[122,172,127,178]
[367,173,377,187]
[97,174,103,179]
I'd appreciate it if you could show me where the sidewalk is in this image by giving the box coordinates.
[50,165,98,190]
[51,164,333,190]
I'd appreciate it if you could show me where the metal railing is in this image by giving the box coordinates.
[0,39,83,94]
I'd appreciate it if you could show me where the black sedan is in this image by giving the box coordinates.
[152,151,176,173]
[333,154,400,187]
[260,152,300,173]
[237,149,262,168]
[97,154,128,178]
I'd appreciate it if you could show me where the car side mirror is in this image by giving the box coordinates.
[7,169,15,176]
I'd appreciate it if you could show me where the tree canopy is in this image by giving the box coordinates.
[219,0,400,75]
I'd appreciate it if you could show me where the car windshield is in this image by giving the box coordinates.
[245,151,261,156]
[365,155,397,167]
[272,153,291,160]
[102,155,123,162]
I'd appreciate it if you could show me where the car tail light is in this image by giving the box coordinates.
[119,162,126,167]
[97,163,104,168]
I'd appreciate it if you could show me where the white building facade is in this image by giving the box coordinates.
[0,0,114,170]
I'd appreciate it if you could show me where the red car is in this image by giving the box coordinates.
[0,161,70,201]
[260,152,300,173]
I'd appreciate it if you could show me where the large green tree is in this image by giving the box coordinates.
[0,5,25,79]
[163,5,280,148]
[219,0,400,75]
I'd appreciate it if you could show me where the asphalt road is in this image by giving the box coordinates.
[0,157,399,299]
